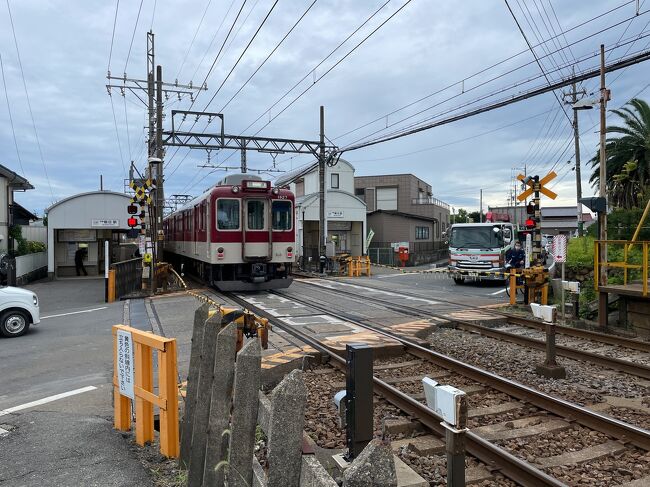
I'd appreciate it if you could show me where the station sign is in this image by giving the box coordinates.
[116,329,135,400]
[92,219,120,228]
[327,210,344,219]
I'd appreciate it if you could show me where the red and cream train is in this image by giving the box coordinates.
[163,174,295,291]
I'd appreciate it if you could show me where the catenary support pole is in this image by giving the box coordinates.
[598,44,609,327]
[571,80,584,237]
[319,106,326,259]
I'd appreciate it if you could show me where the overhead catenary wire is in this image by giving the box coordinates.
[6,0,54,200]
[123,0,144,74]
[108,0,120,72]
[0,51,25,177]
[174,0,213,81]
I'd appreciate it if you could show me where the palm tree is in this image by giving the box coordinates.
[590,98,650,209]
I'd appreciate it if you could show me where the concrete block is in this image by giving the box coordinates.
[267,370,308,487]
[300,456,338,487]
[202,322,237,486]
[342,439,397,487]
[228,338,262,487]
[179,303,209,468]
[390,435,444,456]
[536,440,626,467]
[466,466,494,484]
[392,454,427,487]
[473,416,571,441]
[383,418,424,436]
[187,312,222,486]
[252,456,267,487]
[535,364,567,379]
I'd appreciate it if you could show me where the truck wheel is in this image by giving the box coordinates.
[0,310,30,337]
[453,277,464,285]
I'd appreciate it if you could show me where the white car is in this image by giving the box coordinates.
[0,286,40,337]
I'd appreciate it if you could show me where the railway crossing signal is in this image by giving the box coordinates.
[517,171,558,265]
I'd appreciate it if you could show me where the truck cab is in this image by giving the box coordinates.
[447,222,515,284]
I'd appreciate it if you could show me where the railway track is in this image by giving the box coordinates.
[293,279,650,380]
[213,289,650,487]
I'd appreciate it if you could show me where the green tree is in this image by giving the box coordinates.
[453,208,469,223]
[589,98,650,209]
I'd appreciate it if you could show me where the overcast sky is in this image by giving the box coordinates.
[1,0,649,216]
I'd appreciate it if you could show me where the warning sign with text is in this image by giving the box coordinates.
[116,329,135,400]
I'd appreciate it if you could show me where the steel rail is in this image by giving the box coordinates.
[271,289,650,452]
[300,278,650,353]
[223,292,566,487]
[295,280,650,379]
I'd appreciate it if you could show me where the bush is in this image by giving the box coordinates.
[567,236,594,271]
[27,241,45,253]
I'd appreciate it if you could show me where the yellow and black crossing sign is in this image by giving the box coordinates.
[516,171,558,201]
[129,178,155,206]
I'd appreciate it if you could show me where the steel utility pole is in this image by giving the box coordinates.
[599,44,609,284]
[154,64,164,266]
[241,146,247,173]
[319,106,326,258]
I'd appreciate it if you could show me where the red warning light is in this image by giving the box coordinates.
[128,217,138,228]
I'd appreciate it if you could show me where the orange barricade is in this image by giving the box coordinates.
[112,324,179,458]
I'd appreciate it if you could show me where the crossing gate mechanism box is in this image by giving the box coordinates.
[422,377,467,428]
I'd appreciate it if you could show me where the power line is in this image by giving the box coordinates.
[175,0,213,81]
[0,51,25,177]
[109,94,128,179]
[108,0,120,72]
[6,0,54,200]
[334,0,641,141]
[343,29,650,149]
[123,0,145,73]
[219,0,319,112]
[150,0,157,30]
[202,0,280,111]
[504,0,572,124]
[339,46,650,153]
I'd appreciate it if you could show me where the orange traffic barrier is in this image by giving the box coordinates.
[112,324,179,458]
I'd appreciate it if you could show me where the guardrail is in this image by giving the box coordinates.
[112,324,179,457]
[110,258,142,299]
[595,240,649,296]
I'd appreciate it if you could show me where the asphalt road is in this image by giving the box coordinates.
[0,278,152,486]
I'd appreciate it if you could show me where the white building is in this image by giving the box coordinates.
[275,159,367,261]
[0,164,34,253]
[46,191,134,278]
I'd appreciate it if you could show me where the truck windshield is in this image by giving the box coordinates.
[449,226,504,249]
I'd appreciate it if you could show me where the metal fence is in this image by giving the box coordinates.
[369,241,449,267]
[111,258,142,299]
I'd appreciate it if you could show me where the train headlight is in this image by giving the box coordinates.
[287,246,293,258]
[272,187,280,195]
[217,247,225,260]
[232,186,240,194]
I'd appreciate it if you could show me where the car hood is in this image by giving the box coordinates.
[0,286,35,299]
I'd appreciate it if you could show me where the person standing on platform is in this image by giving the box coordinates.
[75,247,88,276]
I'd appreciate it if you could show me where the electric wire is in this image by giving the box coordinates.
[175,0,213,81]
[6,0,54,200]
[123,0,145,74]
[202,0,280,111]
[150,0,157,30]
[219,0,319,112]
[0,51,25,177]
[108,0,120,72]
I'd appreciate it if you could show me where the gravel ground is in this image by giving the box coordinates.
[493,324,650,365]
[427,328,650,414]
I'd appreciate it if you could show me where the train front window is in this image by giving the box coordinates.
[217,199,240,230]
[247,200,265,230]
[272,201,292,231]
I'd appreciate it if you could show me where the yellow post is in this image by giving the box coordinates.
[347,257,353,277]
[509,269,516,306]
[628,198,650,252]
[158,339,179,457]
[623,245,632,286]
[594,240,600,291]
[541,283,548,305]
[135,342,154,445]
[112,327,131,431]
[641,242,648,296]
[108,269,116,303]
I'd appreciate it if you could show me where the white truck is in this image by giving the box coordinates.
[447,222,516,284]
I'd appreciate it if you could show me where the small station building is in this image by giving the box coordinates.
[46,191,134,278]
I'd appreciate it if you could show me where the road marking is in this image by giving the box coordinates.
[0,386,97,417]
[0,427,9,436]
[491,288,508,295]
[41,307,108,319]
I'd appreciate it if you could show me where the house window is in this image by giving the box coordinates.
[415,226,430,240]
[355,188,365,196]
[331,173,339,189]
[376,187,397,210]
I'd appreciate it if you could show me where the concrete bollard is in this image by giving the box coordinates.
[202,322,238,486]
[179,303,209,469]
[342,439,397,487]
[266,369,307,487]
[227,338,262,487]
[187,311,222,487]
